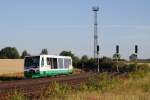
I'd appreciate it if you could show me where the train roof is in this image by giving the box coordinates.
[25,55,72,59]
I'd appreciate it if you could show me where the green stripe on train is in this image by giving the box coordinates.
[24,69,73,78]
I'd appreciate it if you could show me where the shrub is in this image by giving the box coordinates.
[123,63,136,72]
[114,63,150,73]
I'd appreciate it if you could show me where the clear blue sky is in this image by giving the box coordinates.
[0,0,150,59]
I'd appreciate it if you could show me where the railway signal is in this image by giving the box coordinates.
[116,45,119,54]
[134,45,138,70]
[97,45,99,54]
[115,45,120,72]
[135,45,138,54]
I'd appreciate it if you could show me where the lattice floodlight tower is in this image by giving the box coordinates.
[92,6,99,60]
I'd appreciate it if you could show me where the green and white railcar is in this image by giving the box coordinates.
[24,55,73,78]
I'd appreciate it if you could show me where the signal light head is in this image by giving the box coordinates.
[116,45,119,54]
[135,45,138,53]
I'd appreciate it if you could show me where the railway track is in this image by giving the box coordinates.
[0,72,94,99]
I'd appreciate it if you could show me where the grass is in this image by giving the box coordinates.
[8,71,150,100]
[40,82,72,100]
[5,64,150,100]
[66,91,150,100]
[7,89,26,100]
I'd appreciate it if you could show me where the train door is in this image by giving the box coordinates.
[53,58,57,69]
[47,58,52,68]
[58,58,64,69]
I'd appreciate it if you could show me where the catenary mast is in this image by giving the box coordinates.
[92,6,99,60]
[92,6,100,72]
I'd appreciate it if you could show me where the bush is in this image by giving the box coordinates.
[119,63,136,72]
[100,57,114,72]
[112,63,150,73]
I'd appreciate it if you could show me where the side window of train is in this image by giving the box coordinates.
[47,58,51,66]
[58,58,63,69]
[64,59,70,68]
[51,58,54,69]
[41,57,44,67]
[53,58,57,69]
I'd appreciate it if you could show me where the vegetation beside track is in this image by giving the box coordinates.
[0,68,82,81]
[6,64,150,100]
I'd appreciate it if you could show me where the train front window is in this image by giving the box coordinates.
[25,56,40,68]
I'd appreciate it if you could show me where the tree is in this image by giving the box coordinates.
[79,55,89,70]
[72,56,80,67]
[59,51,74,57]
[0,47,20,59]
[100,56,113,72]
[101,56,112,63]
[81,55,89,63]
[21,50,30,58]
[86,58,97,71]
[40,49,48,55]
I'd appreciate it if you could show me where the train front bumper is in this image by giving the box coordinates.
[24,71,40,78]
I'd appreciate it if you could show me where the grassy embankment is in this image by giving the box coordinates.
[7,64,150,100]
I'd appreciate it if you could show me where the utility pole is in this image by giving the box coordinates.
[92,6,99,60]
[92,6,100,72]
